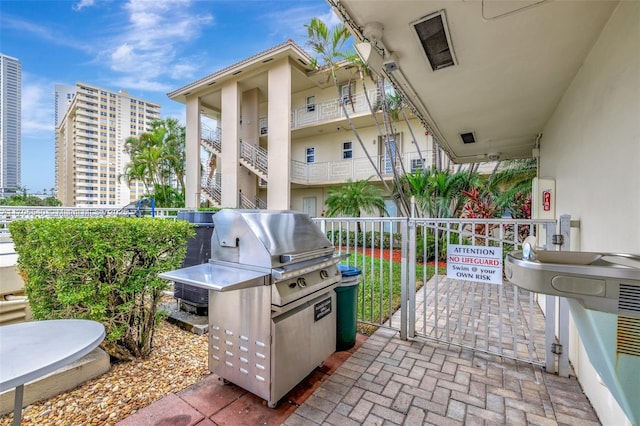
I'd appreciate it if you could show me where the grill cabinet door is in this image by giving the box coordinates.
[271,291,336,404]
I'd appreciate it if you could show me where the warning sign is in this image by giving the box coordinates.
[446,245,503,285]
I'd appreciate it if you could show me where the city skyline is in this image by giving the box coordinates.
[0,0,337,194]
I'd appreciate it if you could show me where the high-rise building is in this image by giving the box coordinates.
[55,82,161,207]
[54,84,75,126]
[0,54,21,195]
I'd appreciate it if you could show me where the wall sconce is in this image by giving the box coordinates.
[355,42,384,75]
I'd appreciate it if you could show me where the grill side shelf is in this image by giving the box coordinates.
[159,263,269,292]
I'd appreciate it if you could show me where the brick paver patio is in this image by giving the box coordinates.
[286,327,600,425]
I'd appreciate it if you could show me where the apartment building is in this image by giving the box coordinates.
[0,54,21,195]
[168,40,438,216]
[55,82,160,207]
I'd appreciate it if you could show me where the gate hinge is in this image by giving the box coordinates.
[551,342,563,355]
[552,234,564,245]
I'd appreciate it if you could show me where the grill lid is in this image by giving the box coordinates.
[211,209,334,268]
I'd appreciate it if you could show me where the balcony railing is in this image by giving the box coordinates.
[291,151,431,185]
[238,192,266,210]
[201,88,382,138]
[201,164,221,204]
[201,125,221,152]
[239,142,268,176]
[291,88,380,129]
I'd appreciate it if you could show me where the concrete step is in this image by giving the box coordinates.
[161,300,209,335]
[0,347,111,415]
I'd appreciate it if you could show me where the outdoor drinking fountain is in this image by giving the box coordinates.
[505,241,640,425]
[506,243,640,317]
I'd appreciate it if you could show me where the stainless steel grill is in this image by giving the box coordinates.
[159,209,341,407]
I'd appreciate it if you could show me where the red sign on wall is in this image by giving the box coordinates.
[543,190,552,211]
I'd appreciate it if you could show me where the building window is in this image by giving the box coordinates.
[342,141,353,159]
[306,147,315,164]
[341,84,353,104]
[411,158,426,172]
[306,96,316,112]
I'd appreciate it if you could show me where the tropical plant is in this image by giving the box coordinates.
[305,17,352,83]
[402,167,481,218]
[122,118,186,207]
[486,158,537,217]
[306,18,415,216]
[325,179,387,219]
[0,193,61,206]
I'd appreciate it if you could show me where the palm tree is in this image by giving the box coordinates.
[325,179,387,220]
[484,158,536,217]
[122,119,186,207]
[402,167,480,218]
[306,18,414,216]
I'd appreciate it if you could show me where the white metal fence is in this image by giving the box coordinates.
[3,208,571,374]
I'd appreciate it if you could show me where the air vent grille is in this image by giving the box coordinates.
[617,316,640,357]
[618,283,640,315]
[460,132,476,144]
[413,11,457,71]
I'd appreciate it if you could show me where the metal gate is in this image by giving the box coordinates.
[406,218,556,367]
[316,215,573,374]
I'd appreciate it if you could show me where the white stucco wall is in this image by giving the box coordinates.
[539,2,640,425]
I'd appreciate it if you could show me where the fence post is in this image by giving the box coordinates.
[544,221,557,374]
[544,294,557,374]
[400,218,409,340]
[557,214,572,377]
[407,217,416,339]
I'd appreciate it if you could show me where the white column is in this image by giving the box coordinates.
[221,82,240,208]
[267,59,292,210]
[185,96,201,208]
[240,88,259,203]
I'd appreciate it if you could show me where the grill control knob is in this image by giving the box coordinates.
[319,270,329,279]
[297,277,307,288]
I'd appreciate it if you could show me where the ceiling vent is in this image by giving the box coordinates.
[460,132,476,144]
[413,10,457,71]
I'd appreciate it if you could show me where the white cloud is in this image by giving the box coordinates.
[21,73,55,137]
[73,0,96,12]
[263,4,341,44]
[0,14,91,52]
[101,0,214,91]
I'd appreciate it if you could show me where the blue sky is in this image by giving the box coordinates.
[1,0,339,193]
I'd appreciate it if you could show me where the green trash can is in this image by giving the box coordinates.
[335,265,362,351]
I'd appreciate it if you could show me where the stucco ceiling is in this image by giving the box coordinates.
[332,0,618,163]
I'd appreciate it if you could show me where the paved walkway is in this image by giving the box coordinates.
[285,327,600,425]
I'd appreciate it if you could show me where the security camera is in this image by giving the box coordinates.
[383,54,398,73]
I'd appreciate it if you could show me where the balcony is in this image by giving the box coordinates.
[291,88,380,129]
[291,151,430,185]
[229,88,382,136]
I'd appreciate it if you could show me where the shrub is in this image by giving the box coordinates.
[9,217,194,360]
[326,230,402,250]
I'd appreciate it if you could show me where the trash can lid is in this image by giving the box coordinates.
[338,265,362,277]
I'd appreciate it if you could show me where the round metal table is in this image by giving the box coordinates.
[0,319,105,425]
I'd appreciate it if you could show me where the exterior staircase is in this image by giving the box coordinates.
[199,125,268,208]
[239,141,268,181]
[200,163,221,207]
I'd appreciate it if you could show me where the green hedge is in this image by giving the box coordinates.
[9,217,194,360]
[326,230,402,250]
[327,229,461,262]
